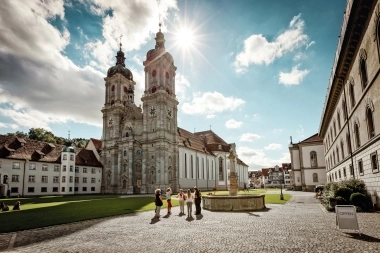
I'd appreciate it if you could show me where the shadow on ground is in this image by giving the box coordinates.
[345,233,380,242]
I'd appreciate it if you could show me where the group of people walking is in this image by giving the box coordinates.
[153,186,202,219]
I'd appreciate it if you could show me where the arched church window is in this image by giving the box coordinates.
[337,112,341,129]
[354,123,360,148]
[124,86,127,93]
[124,150,127,156]
[123,180,127,189]
[111,85,115,91]
[342,99,348,120]
[349,81,355,108]
[219,157,224,181]
[152,86,157,93]
[359,49,368,89]
[185,154,188,179]
[191,155,194,179]
[366,107,375,138]
[310,151,317,167]
[166,88,170,94]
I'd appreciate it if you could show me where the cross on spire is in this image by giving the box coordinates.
[119,34,123,51]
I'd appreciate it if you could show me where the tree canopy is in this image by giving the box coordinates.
[6,128,88,148]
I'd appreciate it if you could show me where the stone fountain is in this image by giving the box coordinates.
[202,144,266,211]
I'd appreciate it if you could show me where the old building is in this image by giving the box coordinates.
[100,26,249,194]
[288,134,326,191]
[319,0,379,207]
[0,136,102,197]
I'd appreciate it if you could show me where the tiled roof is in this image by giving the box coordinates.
[299,133,323,144]
[261,168,269,176]
[178,128,214,155]
[0,135,62,162]
[193,130,228,145]
[237,157,248,166]
[76,148,103,167]
[90,138,102,151]
[0,135,101,167]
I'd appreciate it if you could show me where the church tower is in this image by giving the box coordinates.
[142,24,179,193]
[101,42,144,194]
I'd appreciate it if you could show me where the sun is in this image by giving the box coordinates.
[175,28,194,48]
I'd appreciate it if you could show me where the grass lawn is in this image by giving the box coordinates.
[0,192,290,233]
[0,195,172,233]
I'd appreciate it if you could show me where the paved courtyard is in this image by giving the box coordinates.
[1,191,380,253]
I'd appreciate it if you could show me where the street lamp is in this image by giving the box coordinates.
[280,184,284,200]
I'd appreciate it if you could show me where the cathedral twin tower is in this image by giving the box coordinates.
[101,28,178,194]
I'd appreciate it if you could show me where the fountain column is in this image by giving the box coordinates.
[228,150,238,196]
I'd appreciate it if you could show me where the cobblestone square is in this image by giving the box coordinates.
[1,192,379,253]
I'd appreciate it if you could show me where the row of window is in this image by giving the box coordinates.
[11,186,96,193]
[328,152,379,182]
[183,154,217,180]
[7,162,98,174]
[325,47,376,160]
[8,175,98,184]
[62,154,75,161]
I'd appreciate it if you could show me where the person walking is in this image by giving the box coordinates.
[153,189,163,219]
[177,189,186,215]
[185,189,194,218]
[194,186,202,215]
[166,187,173,215]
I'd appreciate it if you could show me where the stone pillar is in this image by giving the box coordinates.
[228,151,238,196]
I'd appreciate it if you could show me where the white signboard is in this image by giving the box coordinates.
[335,205,360,235]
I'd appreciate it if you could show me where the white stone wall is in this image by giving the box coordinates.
[301,145,325,168]
[0,156,102,197]
[322,1,380,207]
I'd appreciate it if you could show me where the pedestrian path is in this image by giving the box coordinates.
[1,192,379,252]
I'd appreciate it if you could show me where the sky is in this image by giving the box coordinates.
[0,0,347,170]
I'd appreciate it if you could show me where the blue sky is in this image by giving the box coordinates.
[0,0,346,170]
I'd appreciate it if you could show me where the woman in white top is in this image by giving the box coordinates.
[186,189,194,218]
[177,189,186,215]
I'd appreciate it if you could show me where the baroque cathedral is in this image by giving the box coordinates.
[100,26,249,194]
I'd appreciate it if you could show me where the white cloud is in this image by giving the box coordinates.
[234,13,309,72]
[237,146,291,170]
[264,143,282,150]
[0,122,19,130]
[279,64,310,85]
[0,0,106,130]
[293,52,302,61]
[239,133,262,142]
[225,119,243,129]
[306,41,315,49]
[84,0,178,72]
[175,73,191,99]
[182,92,245,115]
[206,114,216,119]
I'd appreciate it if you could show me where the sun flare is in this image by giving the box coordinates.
[175,29,193,48]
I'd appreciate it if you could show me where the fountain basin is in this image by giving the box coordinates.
[202,194,266,211]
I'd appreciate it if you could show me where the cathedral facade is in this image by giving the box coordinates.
[100,28,249,194]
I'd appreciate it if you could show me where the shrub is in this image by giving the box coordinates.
[350,192,372,212]
[335,196,348,205]
[336,187,353,203]
[322,179,370,212]
[340,179,367,195]
[350,192,366,206]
